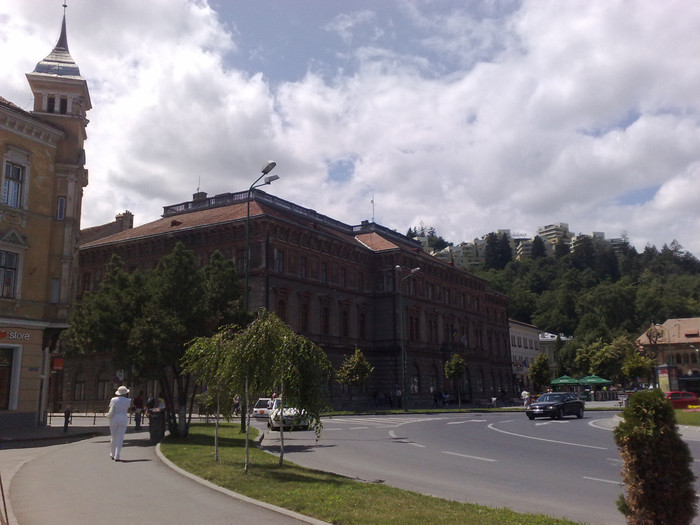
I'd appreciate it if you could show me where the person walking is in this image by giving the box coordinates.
[133,391,145,431]
[107,385,131,461]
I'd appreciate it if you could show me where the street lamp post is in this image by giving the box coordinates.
[244,161,279,312]
[396,265,420,412]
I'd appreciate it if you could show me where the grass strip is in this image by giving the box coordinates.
[161,423,582,525]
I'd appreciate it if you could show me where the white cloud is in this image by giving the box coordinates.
[1,0,699,257]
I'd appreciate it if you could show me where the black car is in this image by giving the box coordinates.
[525,392,585,420]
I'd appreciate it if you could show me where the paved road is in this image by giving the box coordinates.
[5,426,326,525]
[255,411,700,525]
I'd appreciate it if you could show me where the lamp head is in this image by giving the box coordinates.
[264,174,280,184]
[262,161,277,175]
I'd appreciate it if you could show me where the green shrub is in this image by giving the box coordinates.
[613,389,697,524]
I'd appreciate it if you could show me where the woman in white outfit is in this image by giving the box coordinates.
[108,385,131,461]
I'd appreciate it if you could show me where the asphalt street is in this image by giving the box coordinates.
[255,410,700,525]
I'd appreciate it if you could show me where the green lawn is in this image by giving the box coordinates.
[675,409,700,426]
[161,423,583,525]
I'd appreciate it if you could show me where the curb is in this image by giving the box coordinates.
[155,441,331,525]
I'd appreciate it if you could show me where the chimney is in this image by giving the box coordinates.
[115,211,134,231]
[193,191,207,201]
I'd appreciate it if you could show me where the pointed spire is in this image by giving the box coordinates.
[57,3,69,53]
[32,2,81,77]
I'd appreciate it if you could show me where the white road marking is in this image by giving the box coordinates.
[442,451,497,462]
[584,476,623,485]
[410,443,426,448]
[447,420,487,425]
[589,418,617,431]
[350,426,369,430]
[487,423,608,450]
[389,430,397,438]
[535,420,569,426]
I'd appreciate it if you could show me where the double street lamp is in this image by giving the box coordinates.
[244,161,279,311]
[396,265,420,412]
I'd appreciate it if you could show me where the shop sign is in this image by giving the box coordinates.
[0,330,30,341]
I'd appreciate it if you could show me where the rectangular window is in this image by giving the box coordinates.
[0,250,18,298]
[299,256,307,279]
[340,267,346,288]
[275,249,285,273]
[321,262,327,284]
[47,95,56,113]
[51,278,60,304]
[59,97,68,114]
[57,196,66,220]
[3,162,24,209]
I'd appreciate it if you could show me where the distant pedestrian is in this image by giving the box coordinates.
[133,391,145,431]
[107,385,131,461]
[521,390,530,408]
[63,407,71,432]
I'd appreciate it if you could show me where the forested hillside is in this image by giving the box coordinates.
[410,223,700,381]
[472,235,700,381]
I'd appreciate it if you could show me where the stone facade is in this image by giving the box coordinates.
[65,189,512,410]
[0,11,90,427]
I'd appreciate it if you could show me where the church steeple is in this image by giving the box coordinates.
[25,3,91,168]
[26,3,92,117]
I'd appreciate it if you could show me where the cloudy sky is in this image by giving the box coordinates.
[2,0,699,256]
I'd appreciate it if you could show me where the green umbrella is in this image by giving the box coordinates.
[579,375,612,385]
[550,375,581,386]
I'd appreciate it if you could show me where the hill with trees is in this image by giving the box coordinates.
[419,224,700,383]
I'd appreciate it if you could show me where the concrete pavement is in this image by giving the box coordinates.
[0,414,328,525]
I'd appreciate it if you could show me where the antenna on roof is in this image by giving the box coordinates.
[196,176,200,193]
[371,195,375,223]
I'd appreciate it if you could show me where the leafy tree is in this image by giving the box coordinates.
[530,236,546,259]
[621,346,654,387]
[336,347,375,395]
[614,390,697,524]
[62,243,244,437]
[233,309,332,466]
[444,353,467,408]
[529,352,551,392]
[182,326,241,461]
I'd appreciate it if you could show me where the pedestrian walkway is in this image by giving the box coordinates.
[0,414,328,525]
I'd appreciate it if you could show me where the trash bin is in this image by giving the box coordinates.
[148,409,165,443]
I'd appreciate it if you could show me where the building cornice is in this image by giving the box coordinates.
[0,103,64,148]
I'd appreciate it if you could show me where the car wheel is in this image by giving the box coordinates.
[553,408,562,420]
[527,415,535,420]
[577,406,584,419]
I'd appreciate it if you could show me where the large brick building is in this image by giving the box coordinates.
[64,188,511,410]
[0,10,90,427]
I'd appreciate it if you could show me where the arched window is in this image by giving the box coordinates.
[300,303,309,333]
[322,307,330,335]
[96,371,111,400]
[410,364,420,394]
[341,310,349,337]
[277,299,286,323]
[74,372,86,401]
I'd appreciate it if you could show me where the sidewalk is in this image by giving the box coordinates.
[1,414,328,525]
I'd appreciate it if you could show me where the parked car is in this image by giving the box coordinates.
[267,398,309,431]
[665,391,699,409]
[252,397,272,418]
[525,392,585,420]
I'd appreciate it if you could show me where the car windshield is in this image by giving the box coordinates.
[536,394,565,403]
[254,399,269,408]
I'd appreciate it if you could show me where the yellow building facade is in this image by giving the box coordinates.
[0,11,90,427]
